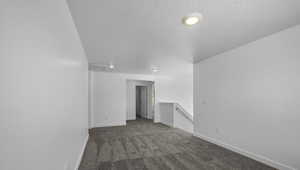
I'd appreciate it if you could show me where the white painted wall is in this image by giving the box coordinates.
[155,74,193,114]
[89,70,193,127]
[159,103,174,127]
[194,25,300,170]
[88,71,94,128]
[89,71,154,127]
[154,71,193,123]
[174,104,193,133]
[0,1,88,170]
[174,109,193,133]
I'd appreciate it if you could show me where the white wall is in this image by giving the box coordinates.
[154,72,193,123]
[88,71,94,128]
[0,1,88,170]
[155,74,193,114]
[194,25,300,170]
[174,109,193,133]
[174,104,193,133]
[89,70,193,127]
[159,103,174,127]
[89,71,154,127]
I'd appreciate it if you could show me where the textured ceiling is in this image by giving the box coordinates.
[67,0,300,74]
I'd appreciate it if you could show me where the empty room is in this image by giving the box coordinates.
[1,0,300,170]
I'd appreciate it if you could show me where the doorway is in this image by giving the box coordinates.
[136,86,148,119]
[126,80,154,121]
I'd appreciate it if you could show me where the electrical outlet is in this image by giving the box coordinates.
[216,128,219,134]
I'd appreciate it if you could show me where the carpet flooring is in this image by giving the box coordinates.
[79,119,276,170]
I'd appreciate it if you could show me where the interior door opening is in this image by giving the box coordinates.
[126,80,155,121]
[136,86,148,119]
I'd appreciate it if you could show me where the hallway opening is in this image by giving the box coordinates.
[135,86,148,119]
[126,80,154,121]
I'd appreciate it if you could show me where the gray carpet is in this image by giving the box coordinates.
[79,119,276,170]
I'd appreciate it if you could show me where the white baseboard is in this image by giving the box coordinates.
[75,134,89,170]
[193,132,296,170]
[92,122,126,128]
[92,121,127,128]
[127,118,136,121]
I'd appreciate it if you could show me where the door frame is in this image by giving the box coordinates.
[126,80,154,120]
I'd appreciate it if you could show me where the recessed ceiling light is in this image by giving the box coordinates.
[108,63,114,69]
[182,13,203,26]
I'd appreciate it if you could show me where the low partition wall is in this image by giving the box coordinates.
[159,102,193,133]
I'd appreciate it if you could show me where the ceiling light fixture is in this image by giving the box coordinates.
[182,13,203,26]
[152,67,159,73]
[108,63,114,69]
